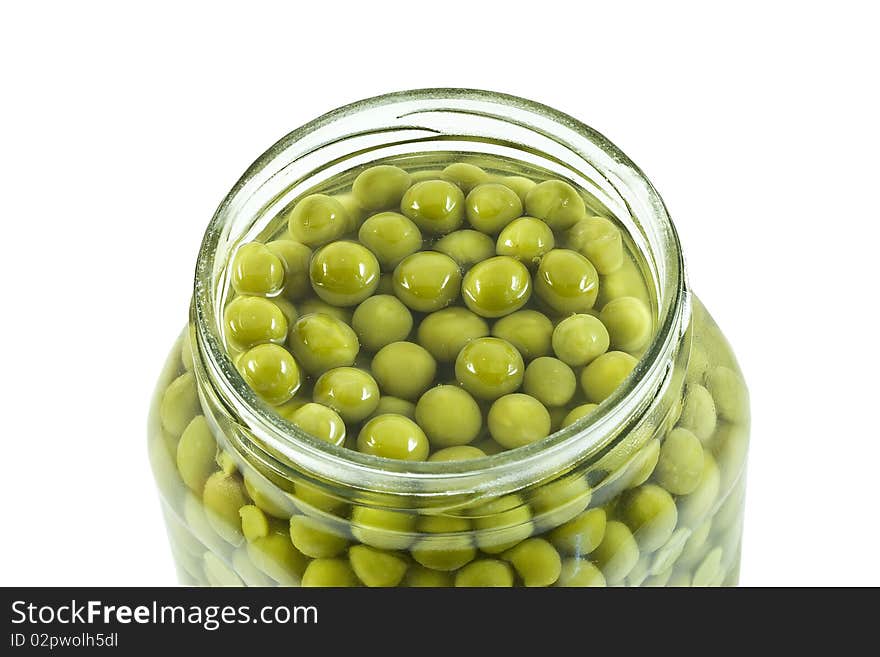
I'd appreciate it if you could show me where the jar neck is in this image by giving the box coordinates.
[191,89,691,501]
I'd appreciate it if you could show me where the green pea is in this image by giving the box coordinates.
[561,403,599,428]
[692,547,724,587]
[555,558,606,587]
[625,438,661,489]
[351,294,413,352]
[677,383,718,443]
[591,520,640,584]
[266,239,312,300]
[400,180,465,234]
[676,453,721,527]
[287,194,349,247]
[405,565,453,587]
[334,193,364,231]
[712,422,749,491]
[496,217,555,267]
[352,165,412,211]
[409,170,450,184]
[416,307,489,362]
[371,341,436,400]
[487,393,551,449]
[357,413,430,461]
[620,484,678,552]
[455,337,524,400]
[288,313,359,376]
[530,476,592,529]
[351,507,416,550]
[202,552,243,587]
[270,297,299,328]
[223,295,288,351]
[176,416,217,494]
[686,344,711,385]
[357,212,423,270]
[369,395,416,420]
[655,428,705,495]
[498,175,537,204]
[312,367,380,424]
[433,229,495,269]
[705,366,749,423]
[472,494,533,553]
[160,372,201,437]
[415,384,482,448]
[230,241,285,297]
[287,402,346,447]
[524,179,586,230]
[600,296,653,353]
[349,545,408,587]
[548,507,606,556]
[626,555,652,587]
[551,314,609,367]
[243,471,291,519]
[239,504,269,542]
[650,527,691,576]
[596,256,651,307]
[411,515,475,571]
[428,445,487,461]
[296,297,352,324]
[202,471,248,545]
[301,558,358,587]
[292,480,347,515]
[522,357,576,407]
[443,162,490,193]
[392,251,462,312]
[289,515,349,558]
[677,519,712,567]
[465,183,523,234]
[231,547,275,586]
[454,559,514,587]
[461,255,532,318]
[502,538,561,587]
[180,329,195,372]
[309,240,380,307]
[491,310,553,360]
[236,343,301,405]
[535,249,599,313]
[580,351,639,403]
[566,216,624,274]
[667,570,692,587]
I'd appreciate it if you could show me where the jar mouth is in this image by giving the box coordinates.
[193,88,689,497]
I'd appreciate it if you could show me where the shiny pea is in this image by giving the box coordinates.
[357,212,422,270]
[417,307,489,362]
[461,255,532,318]
[433,229,495,269]
[392,251,462,312]
[400,180,465,234]
[535,249,599,313]
[352,165,412,211]
[230,242,285,297]
[287,194,349,247]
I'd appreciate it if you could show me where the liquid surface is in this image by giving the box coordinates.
[219,156,657,460]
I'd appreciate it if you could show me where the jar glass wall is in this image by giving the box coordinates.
[147,90,750,587]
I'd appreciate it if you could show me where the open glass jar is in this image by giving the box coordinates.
[148,90,750,587]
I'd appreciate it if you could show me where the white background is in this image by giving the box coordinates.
[2,2,877,586]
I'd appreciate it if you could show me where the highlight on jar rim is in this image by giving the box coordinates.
[149,89,750,587]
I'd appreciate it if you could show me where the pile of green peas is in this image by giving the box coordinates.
[151,157,749,587]
[221,160,656,460]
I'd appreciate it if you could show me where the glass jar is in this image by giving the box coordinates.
[148,90,750,587]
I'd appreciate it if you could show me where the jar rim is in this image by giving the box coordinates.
[192,88,689,497]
